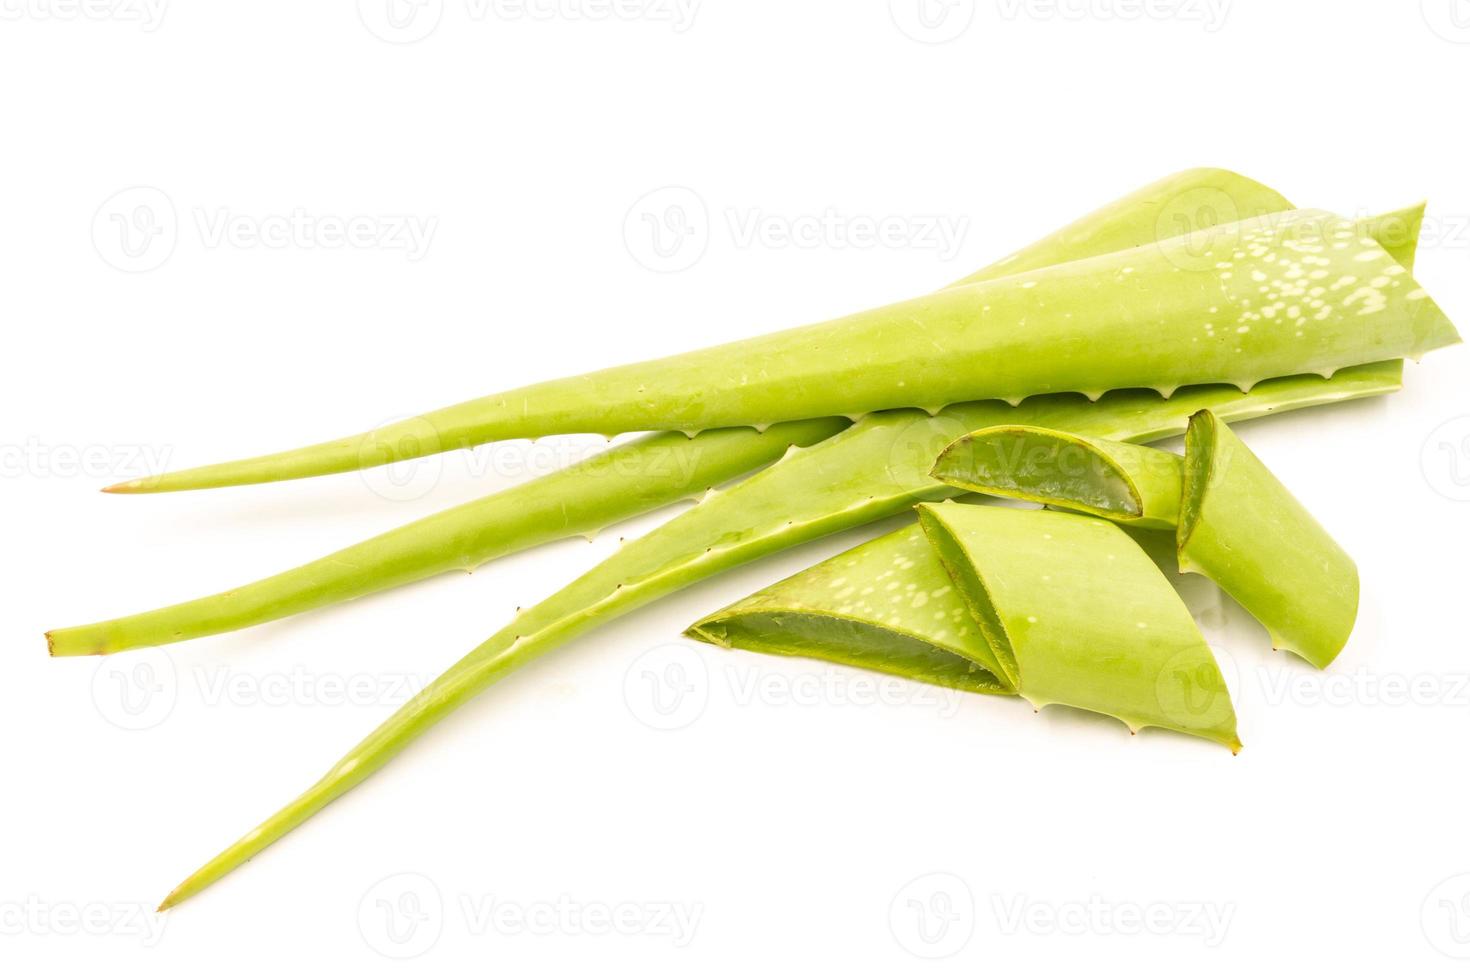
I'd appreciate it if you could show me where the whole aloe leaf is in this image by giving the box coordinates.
[122,173,1457,494]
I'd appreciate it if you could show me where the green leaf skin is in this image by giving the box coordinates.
[120,170,1401,494]
[688,524,1010,695]
[155,364,1399,910]
[1178,411,1358,669]
[918,503,1238,749]
[931,425,1184,529]
[46,420,846,657]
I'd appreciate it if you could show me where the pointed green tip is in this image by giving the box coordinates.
[102,478,155,494]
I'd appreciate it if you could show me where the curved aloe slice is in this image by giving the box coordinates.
[930,425,1184,529]
[47,420,846,656]
[122,181,1458,493]
[914,502,1237,749]
[1179,411,1357,668]
[156,364,1397,909]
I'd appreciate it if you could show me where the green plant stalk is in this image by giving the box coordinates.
[1179,410,1358,668]
[918,502,1238,748]
[156,362,1401,910]
[931,425,1185,529]
[46,421,845,657]
[63,171,1307,653]
[122,179,1459,493]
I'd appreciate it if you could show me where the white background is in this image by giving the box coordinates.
[3,1,1469,976]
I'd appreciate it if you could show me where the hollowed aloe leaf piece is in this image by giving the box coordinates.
[930,425,1183,529]
[1178,410,1357,669]
[688,524,1011,695]
[124,183,1457,493]
[914,502,1239,750]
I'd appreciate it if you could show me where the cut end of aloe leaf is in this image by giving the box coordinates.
[102,478,154,494]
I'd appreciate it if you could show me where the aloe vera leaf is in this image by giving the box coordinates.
[687,523,1011,694]
[60,176,1290,649]
[916,502,1239,749]
[1178,410,1357,669]
[47,420,845,657]
[931,425,1184,529]
[155,365,1398,910]
[125,173,1430,494]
